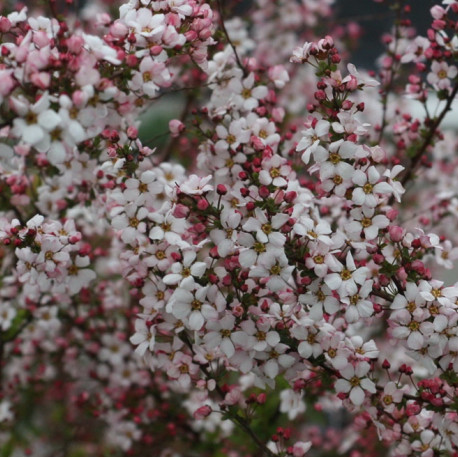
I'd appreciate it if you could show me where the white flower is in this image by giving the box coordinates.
[279,389,306,420]
[435,240,458,270]
[334,361,376,406]
[228,73,268,111]
[167,280,217,331]
[162,251,207,286]
[204,314,240,358]
[324,252,369,297]
[341,280,374,323]
[296,119,330,164]
[215,119,250,153]
[346,206,389,241]
[130,318,156,356]
[0,302,16,331]
[351,166,393,207]
[250,252,294,292]
[242,208,289,246]
[66,255,96,295]
[209,208,241,257]
[179,174,213,195]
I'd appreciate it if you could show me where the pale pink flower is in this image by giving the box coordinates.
[334,361,376,406]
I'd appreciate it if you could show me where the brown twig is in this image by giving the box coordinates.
[158,92,196,163]
[399,82,458,188]
[215,0,248,77]
[180,332,275,457]
[376,5,404,145]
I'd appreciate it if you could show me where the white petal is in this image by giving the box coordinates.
[349,386,365,405]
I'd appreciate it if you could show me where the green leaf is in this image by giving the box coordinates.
[439,369,458,386]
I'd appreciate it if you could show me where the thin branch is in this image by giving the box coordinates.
[376,6,403,145]
[180,332,274,457]
[398,82,458,189]
[215,0,248,77]
[158,92,196,163]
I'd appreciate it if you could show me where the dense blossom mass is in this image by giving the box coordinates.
[0,0,458,456]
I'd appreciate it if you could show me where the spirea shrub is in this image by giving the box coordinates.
[0,0,458,456]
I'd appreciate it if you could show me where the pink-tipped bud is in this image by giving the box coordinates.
[193,405,212,420]
[388,225,404,242]
[169,119,185,138]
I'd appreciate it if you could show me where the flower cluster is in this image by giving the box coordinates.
[0,0,458,456]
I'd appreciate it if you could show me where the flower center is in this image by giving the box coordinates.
[156,250,166,260]
[253,242,266,253]
[181,267,191,277]
[68,264,79,275]
[179,364,189,374]
[191,299,202,310]
[437,69,448,79]
[340,269,352,280]
[383,394,393,405]
[226,134,236,145]
[329,153,340,164]
[333,175,343,185]
[350,294,359,305]
[25,111,38,125]
[270,167,281,178]
[363,183,374,194]
[361,217,372,228]
[407,301,416,313]
[270,264,282,275]
[242,88,252,99]
[255,331,266,341]
[316,289,326,302]
[349,376,361,387]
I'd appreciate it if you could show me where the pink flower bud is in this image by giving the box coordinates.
[126,54,138,67]
[0,17,11,33]
[110,21,128,38]
[169,119,185,137]
[216,184,227,195]
[388,225,404,242]
[150,45,163,56]
[193,405,212,420]
[30,72,50,89]
[397,267,407,281]
[406,402,421,416]
[259,186,270,199]
[197,199,209,211]
[411,260,425,275]
[272,107,285,122]
[314,90,326,101]
[430,5,445,19]
[66,35,84,54]
[126,126,138,140]
[172,204,189,218]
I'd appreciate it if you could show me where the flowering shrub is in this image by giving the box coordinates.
[0,0,458,455]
